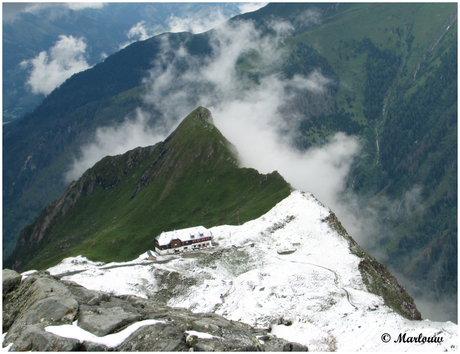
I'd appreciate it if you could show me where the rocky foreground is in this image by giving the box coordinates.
[2,269,307,351]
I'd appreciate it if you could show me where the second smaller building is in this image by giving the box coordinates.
[155,226,213,255]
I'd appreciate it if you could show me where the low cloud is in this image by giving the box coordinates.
[3,3,106,23]
[167,8,229,34]
[65,3,106,11]
[70,18,359,213]
[20,35,91,95]
[65,109,169,183]
[295,9,322,27]
[127,21,160,41]
[332,185,423,256]
[214,101,361,210]
[120,6,239,49]
[120,21,164,49]
[237,2,268,14]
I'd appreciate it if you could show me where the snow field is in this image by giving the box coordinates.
[41,190,457,352]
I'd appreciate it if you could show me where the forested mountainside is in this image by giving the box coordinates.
[3,3,457,321]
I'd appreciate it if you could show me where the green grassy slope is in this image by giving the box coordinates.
[5,107,291,271]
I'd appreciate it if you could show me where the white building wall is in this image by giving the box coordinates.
[155,240,212,255]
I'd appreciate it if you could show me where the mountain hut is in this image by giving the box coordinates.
[154,226,213,255]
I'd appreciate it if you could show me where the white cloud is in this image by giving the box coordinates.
[295,9,322,27]
[127,21,153,41]
[167,8,229,34]
[120,21,164,49]
[237,2,268,14]
[120,7,233,50]
[269,20,295,37]
[20,35,91,95]
[65,109,168,183]
[73,18,358,213]
[65,3,106,11]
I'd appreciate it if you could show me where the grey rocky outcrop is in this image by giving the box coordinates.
[2,269,22,295]
[3,270,78,341]
[9,325,81,352]
[3,269,308,351]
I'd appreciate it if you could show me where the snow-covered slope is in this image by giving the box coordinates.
[46,190,457,352]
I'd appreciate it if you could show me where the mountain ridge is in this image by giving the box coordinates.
[5,107,291,271]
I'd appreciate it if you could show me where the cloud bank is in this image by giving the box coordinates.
[20,35,91,95]
[68,18,360,215]
[119,21,164,49]
[237,2,268,14]
[3,3,106,23]
[167,8,229,34]
[120,6,240,49]
[65,109,169,182]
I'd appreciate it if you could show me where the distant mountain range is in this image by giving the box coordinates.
[3,3,457,322]
[3,2,246,122]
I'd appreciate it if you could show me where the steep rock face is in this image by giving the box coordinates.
[2,270,308,352]
[323,212,421,320]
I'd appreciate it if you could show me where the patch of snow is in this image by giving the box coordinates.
[53,264,158,299]
[45,319,164,348]
[20,269,37,280]
[2,333,12,352]
[185,330,220,339]
[47,255,104,275]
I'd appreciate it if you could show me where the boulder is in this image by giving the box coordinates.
[9,324,81,351]
[4,272,78,342]
[258,335,309,351]
[2,269,22,295]
[78,305,143,337]
[116,323,188,351]
[63,280,109,306]
[80,341,110,351]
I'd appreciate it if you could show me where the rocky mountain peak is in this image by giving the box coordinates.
[193,106,214,125]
